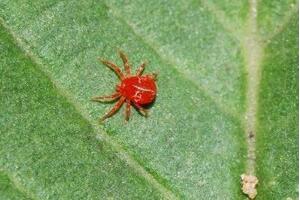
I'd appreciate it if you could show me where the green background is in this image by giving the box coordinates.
[0,0,298,199]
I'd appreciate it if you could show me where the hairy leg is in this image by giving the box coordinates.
[119,51,130,75]
[100,96,126,122]
[125,100,131,121]
[133,103,148,117]
[91,92,120,102]
[148,73,158,80]
[136,62,146,76]
[99,59,124,79]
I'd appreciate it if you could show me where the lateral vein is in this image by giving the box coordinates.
[0,17,179,200]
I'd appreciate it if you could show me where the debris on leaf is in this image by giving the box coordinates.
[241,174,258,199]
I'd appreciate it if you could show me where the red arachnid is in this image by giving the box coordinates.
[92,51,157,122]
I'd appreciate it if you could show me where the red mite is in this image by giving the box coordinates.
[92,51,157,122]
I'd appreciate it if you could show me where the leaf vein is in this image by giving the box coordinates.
[263,3,299,44]
[0,169,38,200]
[0,17,179,200]
[104,2,243,123]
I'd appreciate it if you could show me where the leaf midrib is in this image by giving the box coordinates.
[103,0,298,198]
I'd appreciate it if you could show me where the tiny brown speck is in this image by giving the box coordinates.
[248,131,255,138]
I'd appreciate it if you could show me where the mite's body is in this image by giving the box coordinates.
[92,51,157,122]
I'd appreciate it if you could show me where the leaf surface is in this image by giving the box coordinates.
[0,0,298,199]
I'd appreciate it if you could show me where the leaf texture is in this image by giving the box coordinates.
[0,0,298,199]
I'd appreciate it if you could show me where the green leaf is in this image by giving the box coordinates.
[256,14,298,199]
[0,0,297,199]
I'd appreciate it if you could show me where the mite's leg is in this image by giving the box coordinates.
[100,96,126,122]
[136,62,146,76]
[91,92,120,102]
[125,100,131,121]
[119,51,130,75]
[148,73,158,80]
[133,103,148,117]
[99,59,124,80]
